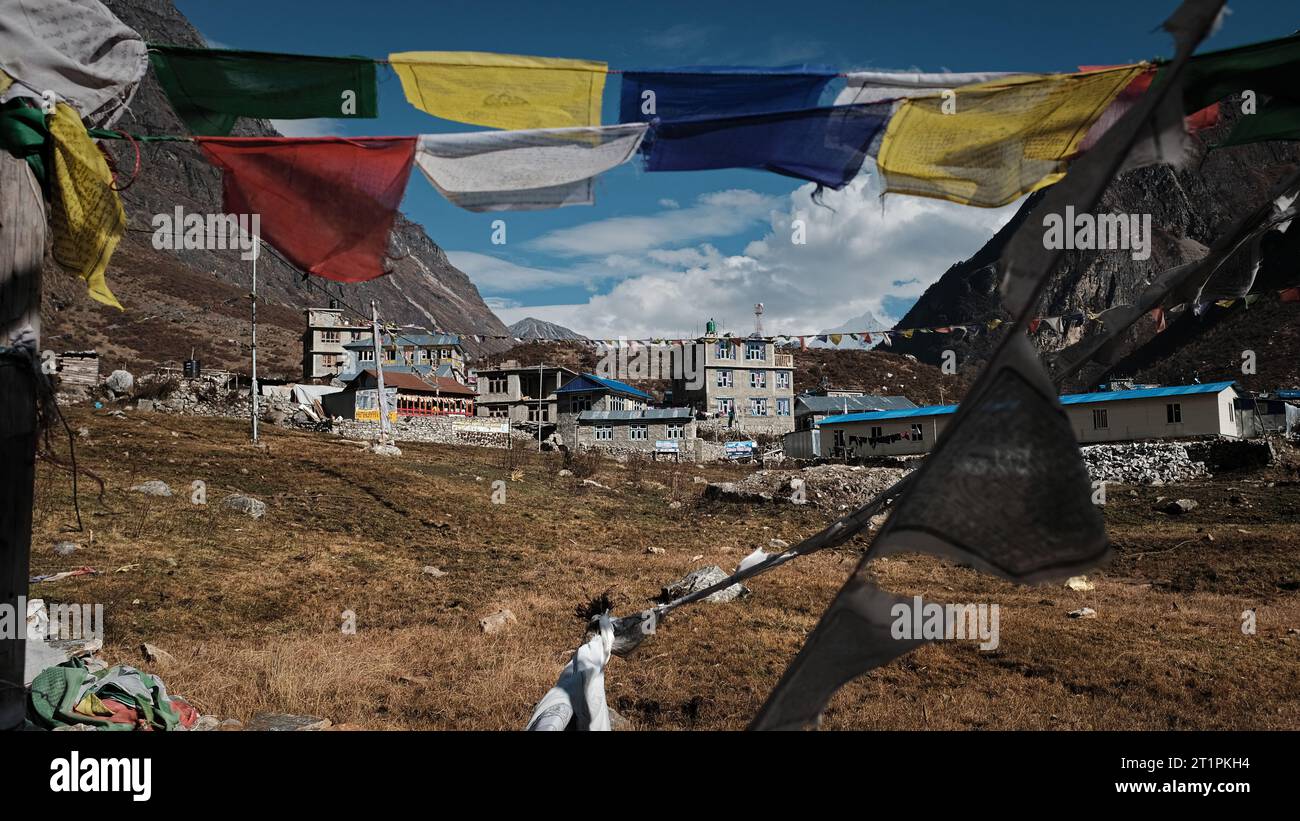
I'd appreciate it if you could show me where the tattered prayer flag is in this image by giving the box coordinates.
[389,51,607,130]
[834,70,1020,106]
[619,66,835,123]
[1028,318,1042,334]
[1280,287,1300,303]
[196,136,416,282]
[148,45,378,137]
[878,333,890,346]
[645,104,889,189]
[1215,299,1236,308]
[877,66,1144,207]
[1244,294,1260,306]
[1077,65,1218,168]
[799,336,807,351]
[48,103,125,310]
[829,333,843,345]
[1178,33,1300,147]
[415,124,647,212]
[1043,316,1064,334]
[987,319,1003,331]
[901,329,914,339]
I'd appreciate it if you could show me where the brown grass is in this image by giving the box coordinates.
[27,407,1300,730]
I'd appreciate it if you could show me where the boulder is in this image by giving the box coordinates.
[223,494,267,518]
[141,642,177,667]
[659,565,749,604]
[480,608,518,634]
[1156,498,1198,515]
[245,713,332,731]
[104,369,134,396]
[369,443,402,457]
[130,480,173,497]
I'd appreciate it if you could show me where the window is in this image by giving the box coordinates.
[570,396,593,412]
[487,405,509,418]
[1092,409,1108,430]
[776,398,790,416]
[667,424,684,439]
[1166,403,1182,424]
[746,341,765,361]
[750,398,768,416]
[528,406,550,422]
[321,330,340,344]
[833,430,845,448]
[717,398,734,416]
[870,426,883,439]
[487,377,508,394]
[716,369,732,388]
[630,425,648,441]
[910,423,924,441]
[383,348,397,363]
[776,371,790,390]
[716,340,734,359]
[360,349,374,362]
[750,370,766,389]
[416,348,428,363]
[595,426,612,441]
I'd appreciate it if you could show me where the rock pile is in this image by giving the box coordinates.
[333,417,515,448]
[705,463,909,510]
[1080,441,1210,485]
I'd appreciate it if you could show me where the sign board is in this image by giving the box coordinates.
[655,440,680,454]
[724,440,756,458]
[354,387,398,422]
[454,417,510,435]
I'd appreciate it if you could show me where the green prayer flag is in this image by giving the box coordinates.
[1179,33,1300,147]
[148,44,378,136]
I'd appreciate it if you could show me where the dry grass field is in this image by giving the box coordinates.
[27,406,1300,730]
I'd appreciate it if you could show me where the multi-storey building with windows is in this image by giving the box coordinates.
[671,325,796,435]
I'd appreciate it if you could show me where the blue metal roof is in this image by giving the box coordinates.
[1276,389,1300,400]
[556,373,653,401]
[818,381,1236,426]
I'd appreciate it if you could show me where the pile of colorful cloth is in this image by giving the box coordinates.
[28,658,198,731]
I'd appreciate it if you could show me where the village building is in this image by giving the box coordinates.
[793,392,917,431]
[813,381,1244,459]
[322,368,476,421]
[338,332,467,384]
[670,319,796,435]
[570,408,697,454]
[301,305,368,381]
[474,362,578,425]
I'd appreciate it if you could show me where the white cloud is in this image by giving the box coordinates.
[494,163,1021,339]
[658,198,680,209]
[527,189,780,257]
[445,251,595,292]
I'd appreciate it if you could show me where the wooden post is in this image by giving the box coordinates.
[0,152,45,729]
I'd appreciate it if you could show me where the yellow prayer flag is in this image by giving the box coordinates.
[48,103,124,310]
[389,51,607,130]
[829,333,842,345]
[877,66,1144,208]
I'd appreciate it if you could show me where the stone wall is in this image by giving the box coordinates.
[333,416,514,448]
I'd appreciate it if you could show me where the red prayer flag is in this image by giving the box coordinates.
[1028,318,1042,334]
[1150,306,1167,333]
[196,136,417,282]
[1280,287,1300,303]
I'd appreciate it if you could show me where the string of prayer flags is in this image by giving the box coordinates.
[414,123,647,211]
[389,51,607,130]
[48,103,126,309]
[196,136,416,282]
[148,45,378,137]
[1179,33,1300,147]
[876,66,1145,207]
[619,66,836,123]
[644,104,889,188]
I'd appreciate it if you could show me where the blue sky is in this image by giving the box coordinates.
[178,0,1295,338]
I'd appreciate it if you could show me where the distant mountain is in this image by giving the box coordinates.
[810,309,888,349]
[508,317,589,341]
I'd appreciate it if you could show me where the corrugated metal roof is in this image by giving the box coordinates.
[578,408,693,422]
[818,381,1236,426]
[557,373,653,401]
[796,394,917,414]
[353,369,476,396]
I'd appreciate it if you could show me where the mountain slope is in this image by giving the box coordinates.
[888,103,1300,392]
[507,317,589,341]
[40,0,510,378]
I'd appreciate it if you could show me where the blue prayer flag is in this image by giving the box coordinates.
[619,66,837,123]
[644,104,890,189]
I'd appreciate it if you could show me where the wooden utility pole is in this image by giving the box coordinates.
[0,153,45,729]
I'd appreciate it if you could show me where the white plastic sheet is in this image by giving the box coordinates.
[525,615,614,731]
